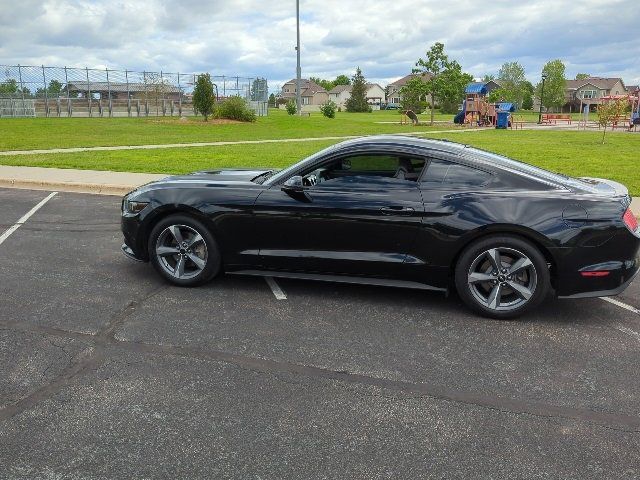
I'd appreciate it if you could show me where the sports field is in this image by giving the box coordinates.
[1,109,639,194]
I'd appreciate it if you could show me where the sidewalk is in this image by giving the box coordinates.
[0,165,639,216]
[0,165,164,196]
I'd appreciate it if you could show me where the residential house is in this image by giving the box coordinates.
[279,79,329,110]
[563,77,627,112]
[386,73,433,105]
[627,85,639,94]
[328,83,386,110]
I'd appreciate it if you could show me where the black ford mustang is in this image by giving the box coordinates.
[121,136,640,319]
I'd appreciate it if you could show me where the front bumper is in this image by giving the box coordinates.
[121,243,144,262]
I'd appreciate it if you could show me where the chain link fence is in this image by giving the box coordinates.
[0,65,269,118]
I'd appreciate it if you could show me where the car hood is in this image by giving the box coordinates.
[163,169,273,183]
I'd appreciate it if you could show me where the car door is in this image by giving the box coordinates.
[252,151,426,278]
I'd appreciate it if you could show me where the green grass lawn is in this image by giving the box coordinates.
[1,110,638,195]
[0,109,447,151]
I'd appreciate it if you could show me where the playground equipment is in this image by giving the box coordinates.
[454,83,515,128]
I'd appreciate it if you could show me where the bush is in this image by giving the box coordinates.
[319,100,337,118]
[192,74,216,121]
[276,97,289,106]
[214,96,256,122]
[439,99,459,114]
[285,100,297,115]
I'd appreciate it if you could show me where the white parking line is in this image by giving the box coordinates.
[265,277,287,300]
[0,191,57,247]
[614,324,640,342]
[601,297,640,316]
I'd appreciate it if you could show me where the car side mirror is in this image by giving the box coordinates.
[282,175,304,193]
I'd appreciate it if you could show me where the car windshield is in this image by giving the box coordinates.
[266,144,340,185]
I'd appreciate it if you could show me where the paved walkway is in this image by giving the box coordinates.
[0,165,164,195]
[0,129,486,157]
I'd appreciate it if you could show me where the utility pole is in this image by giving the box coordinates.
[295,0,302,115]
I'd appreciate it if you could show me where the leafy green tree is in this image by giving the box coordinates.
[399,76,429,113]
[0,79,19,94]
[345,67,370,112]
[413,42,472,124]
[536,60,567,111]
[36,80,64,98]
[309,77,335,91]
[285,99,297,115]
[334,74,350,86]
[575,73,590,80]
[319,100,337,118]
[495,61,527,107]
[268,93,276,107]
[482,74,495,82]
[597,98,627,144]
[192,73,216,121]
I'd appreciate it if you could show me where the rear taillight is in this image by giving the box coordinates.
[623,207,638,233]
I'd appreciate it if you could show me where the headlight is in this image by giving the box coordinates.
[125,200,149,214]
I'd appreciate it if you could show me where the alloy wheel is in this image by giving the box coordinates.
[467,247,537,312]
[155,224,208,280]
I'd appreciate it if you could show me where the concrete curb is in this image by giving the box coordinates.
[0,178,134,196]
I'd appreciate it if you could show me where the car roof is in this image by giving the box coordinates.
[333,135,467,155]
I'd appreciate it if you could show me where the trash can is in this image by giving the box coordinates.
[496,111,509,129]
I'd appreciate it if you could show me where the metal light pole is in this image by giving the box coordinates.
[295,0,302,115]
[538,73,547,124]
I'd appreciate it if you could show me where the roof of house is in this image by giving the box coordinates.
[626,85,639,93]
[328,83,384,94]
[281,78,327,98]
[565,77,625,91]
[66,81,182,93]
[388,73,432,88]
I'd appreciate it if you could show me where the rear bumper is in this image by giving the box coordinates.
[558,264,639,299]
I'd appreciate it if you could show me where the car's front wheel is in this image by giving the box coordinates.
[455,235,550,319]
[148,214,220,287]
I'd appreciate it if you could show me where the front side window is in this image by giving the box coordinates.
[421,159,492,188]
[301,154,426,188]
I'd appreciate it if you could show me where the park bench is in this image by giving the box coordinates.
[541,113,572,124]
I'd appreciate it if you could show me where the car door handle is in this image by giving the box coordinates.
[380,206,415,216]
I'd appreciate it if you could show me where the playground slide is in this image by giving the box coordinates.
[454,100,466,124]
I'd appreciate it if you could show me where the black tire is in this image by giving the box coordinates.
[148,214,221,287]
[454,235,550,320]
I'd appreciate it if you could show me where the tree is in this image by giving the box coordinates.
[345,67,370,112]
[496,61,527,107]
[143,72,171,115]
[399,76,429,113]
[413,42,472,124]
[334,75,350,86]
[319,100,337,118]
[192,73,216,121]
[0,79,19,94]
[482,74,495,82]
[285,99,296,115]
[575,73,590,80]
[521,80,534,110]
[36,80,64,98]
[536,60,567,111]
[597,98,627,144]
[268,93,276,107]
[310,77,335,91]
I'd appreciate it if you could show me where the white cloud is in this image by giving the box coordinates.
[0,0,638,88]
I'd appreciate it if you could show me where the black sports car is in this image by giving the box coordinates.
[121,136,640,319]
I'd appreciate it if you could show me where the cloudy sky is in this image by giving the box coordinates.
[1,0,639,90]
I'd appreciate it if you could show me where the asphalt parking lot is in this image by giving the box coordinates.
[1,187,640,479]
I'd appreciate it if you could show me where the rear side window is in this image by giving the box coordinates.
[422,159,492,188]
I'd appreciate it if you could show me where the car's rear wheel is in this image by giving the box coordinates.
[455,235,550,319]
[148,214,220,287]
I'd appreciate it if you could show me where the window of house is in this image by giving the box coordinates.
[581,90,597,99]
